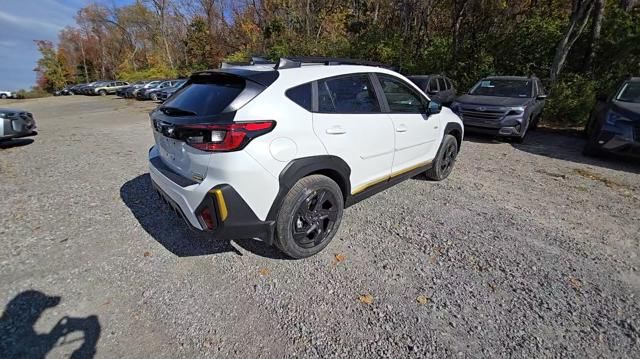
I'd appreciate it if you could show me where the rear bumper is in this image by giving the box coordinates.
[148,146,276,243]
[0,130,37,141]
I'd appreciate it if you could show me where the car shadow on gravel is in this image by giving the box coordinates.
[464,130,640,174]
[120,174,288,259]
[0,138,34,150]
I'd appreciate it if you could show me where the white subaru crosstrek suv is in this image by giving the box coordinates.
[148,57,463,258]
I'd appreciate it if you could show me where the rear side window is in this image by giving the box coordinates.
[428,78,439,92]
[163,74,245,116]
[317,74,380,113]
[286,83,312,111]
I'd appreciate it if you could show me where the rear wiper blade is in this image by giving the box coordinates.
[159,106,197,116]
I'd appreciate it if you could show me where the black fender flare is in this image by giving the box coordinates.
[265,156,351,222]
[444,122,464,151]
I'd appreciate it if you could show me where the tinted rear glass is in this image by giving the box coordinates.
[317,74,380,113]
[286,83,312,111]
[163,75,245,116]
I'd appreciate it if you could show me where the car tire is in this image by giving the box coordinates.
[530,113,541,130]
[513,117,531,144]
[150,93,158,101]
[425,134,458,181]
[0,94,7,99]
[98,90,107,96]
[275,175,344,259]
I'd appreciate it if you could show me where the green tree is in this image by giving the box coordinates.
[34,40,71,92]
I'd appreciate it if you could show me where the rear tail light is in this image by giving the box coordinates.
[180,121,276,152]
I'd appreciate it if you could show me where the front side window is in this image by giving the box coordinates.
[378,75,426,113]
[437,78,446,91]
[470,79,533,98]
[317,74,380,113]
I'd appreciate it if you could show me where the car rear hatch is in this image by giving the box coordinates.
[150,69,278,182]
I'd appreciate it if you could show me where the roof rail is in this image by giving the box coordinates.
[275,56,393,70]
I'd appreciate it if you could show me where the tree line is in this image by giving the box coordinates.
[34,0,639,126]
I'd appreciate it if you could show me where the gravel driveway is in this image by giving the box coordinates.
[1,96,639,358]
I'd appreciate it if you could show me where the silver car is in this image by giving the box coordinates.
[0,108,37,141]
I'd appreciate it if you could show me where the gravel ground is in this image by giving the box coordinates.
[0,96,639,358]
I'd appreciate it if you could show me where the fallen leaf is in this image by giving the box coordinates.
[334,253,346,263]
[258,268,270,276]
[416,295,430,305]
[358,294,374,305]
[568,276,582,289]
[143,251,151,257]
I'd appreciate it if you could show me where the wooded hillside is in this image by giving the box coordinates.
[34,0,640,126]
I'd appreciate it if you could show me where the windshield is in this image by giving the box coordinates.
[616,82,640,103]
[470,79,532,98]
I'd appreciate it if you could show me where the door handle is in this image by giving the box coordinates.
[396,125,408,133]
[326,127,347,135]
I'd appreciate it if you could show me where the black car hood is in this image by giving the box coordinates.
[456,94,533,107]
[612,101,640,119]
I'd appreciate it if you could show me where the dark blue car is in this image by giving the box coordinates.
[584,77,640,157]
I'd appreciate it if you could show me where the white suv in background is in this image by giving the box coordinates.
[0,90,16,99]
[148,57,464,258]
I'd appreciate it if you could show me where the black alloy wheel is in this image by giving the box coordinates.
[275,174,344,259]
[426,134,458,181]
[292,189,339,248]
[439,141,457,178]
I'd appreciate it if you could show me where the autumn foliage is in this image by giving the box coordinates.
[34,0,639,125]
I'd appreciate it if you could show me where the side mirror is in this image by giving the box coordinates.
[427,101,442,115]
[536,94,548,100]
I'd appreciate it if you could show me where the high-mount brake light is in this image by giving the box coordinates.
[180,121,276,152]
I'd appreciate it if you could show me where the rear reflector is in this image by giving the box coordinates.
[181,121,276,152]
[199,207,216,230]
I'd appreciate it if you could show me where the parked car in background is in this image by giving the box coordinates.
[407,75,456,105]
[54,86,74,96]
[450,76,546,143]
[583,77,640,157]
[89,81,129,96]
[156,80,187,102]
[126,80,162,98]
[148,57,463,258]
[137,80,178,101]
[69,83,87,94]
[78,81,105,95]
[116,80,148,97]
[0,90,17,99]
[0,108,37,141]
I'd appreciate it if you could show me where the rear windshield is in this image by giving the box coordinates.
[162,74,245,116]
[470,79,532,98]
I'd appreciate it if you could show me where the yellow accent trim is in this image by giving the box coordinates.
[351,160,432,195]
[210,189,228,221]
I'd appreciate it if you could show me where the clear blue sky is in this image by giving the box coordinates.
[0,0,133,91]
